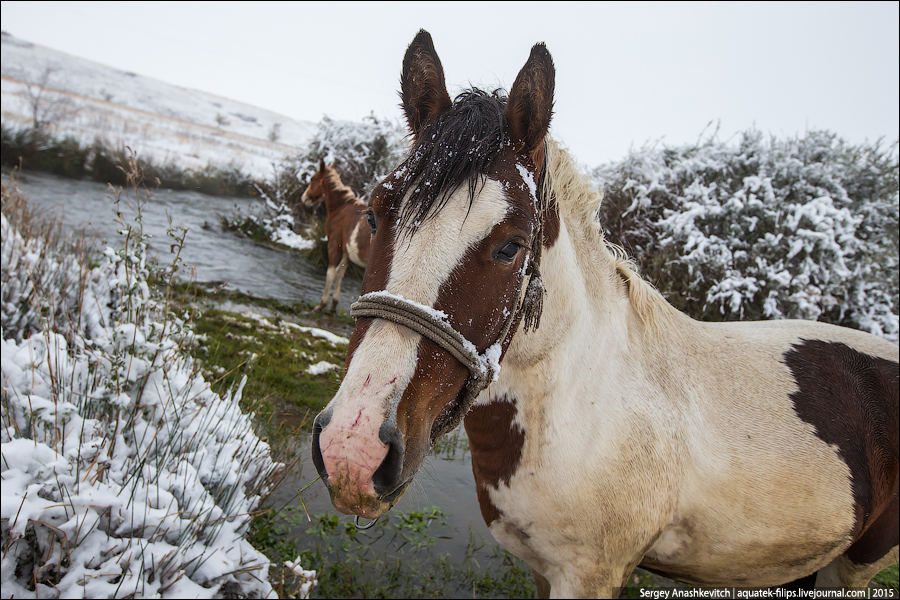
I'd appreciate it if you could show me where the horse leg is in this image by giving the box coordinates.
[531,569,551,599]
[328,252,350,313]
[775,571,818,591]
[817,482,898,587]
[313,266,336,313]
[314,238,344,312]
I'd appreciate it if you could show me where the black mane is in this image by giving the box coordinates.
[396,88,509,235]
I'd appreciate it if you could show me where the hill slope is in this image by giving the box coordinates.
[1,32,317,177]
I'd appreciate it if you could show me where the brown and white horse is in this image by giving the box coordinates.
[301,160,370,312]
[311,30,899,597]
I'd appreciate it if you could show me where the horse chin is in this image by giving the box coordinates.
[428,386,468,448]
[328,486,401,520]
[325,472,412,520]
[332,495,393,520]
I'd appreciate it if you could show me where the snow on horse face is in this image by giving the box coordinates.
[311,30,899,597]
[301,160,370,312]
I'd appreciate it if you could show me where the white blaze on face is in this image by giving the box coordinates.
[386,179,510,306]
[347,221,366,267]
[318,179,511,493]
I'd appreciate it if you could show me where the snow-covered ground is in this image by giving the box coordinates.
[1,32,317,178]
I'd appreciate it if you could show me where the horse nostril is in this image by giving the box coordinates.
[311,408,332,483]
[372,422,405,496]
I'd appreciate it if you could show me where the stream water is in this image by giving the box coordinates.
[11,170,364,312]
[11,170,502,596]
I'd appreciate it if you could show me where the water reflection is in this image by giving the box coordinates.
[273,429,489,556]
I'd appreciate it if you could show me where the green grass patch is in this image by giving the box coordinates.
[190,308,347,429]
[874,563,899,591]
[255,506,536,599]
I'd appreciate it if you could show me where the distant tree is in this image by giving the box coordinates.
[215,113,230,128]
[268,122,282,143]
[23,63,75,129]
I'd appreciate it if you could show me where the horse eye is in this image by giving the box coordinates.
[366,210,378,234]
[494,241,521,264]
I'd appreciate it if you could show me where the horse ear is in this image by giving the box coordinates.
[506,43,555,166]
[400,29,452,139]
[319,159,326,172]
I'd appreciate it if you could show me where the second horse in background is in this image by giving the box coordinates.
[302,160,370,312]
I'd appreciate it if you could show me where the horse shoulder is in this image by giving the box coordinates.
[465,362,683,593]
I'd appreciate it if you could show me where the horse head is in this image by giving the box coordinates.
[311,29,556,519]
[301,159,336,207]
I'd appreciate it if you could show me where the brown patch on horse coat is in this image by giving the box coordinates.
[486,148,560,251]
[464,397,524,526]
[845,476,898,565]
[785,339,899,563]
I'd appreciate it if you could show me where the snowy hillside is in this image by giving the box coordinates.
[1,32,317,178]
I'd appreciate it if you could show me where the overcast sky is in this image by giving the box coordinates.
[2,1,898,167]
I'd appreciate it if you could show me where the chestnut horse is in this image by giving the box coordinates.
[301,160,370,312]
[311,30,898,597]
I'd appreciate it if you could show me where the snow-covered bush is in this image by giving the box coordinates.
[296,114,407,199]
[594,130,899,343]
[1,175,314,598]
[257,113,406,216]
[1,179,104,344]
[227,114,407,255]
[221,182,317,252]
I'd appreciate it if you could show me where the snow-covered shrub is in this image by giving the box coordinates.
[1,175,308,598]
[227,114,407,255]
[1,180,105,344]
[297,114,407,199]
[594,130,899,343]
[221,182,316,252]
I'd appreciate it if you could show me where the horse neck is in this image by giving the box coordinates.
[500,143,681,404]
[321,172,358,212]
[505,215,638,373]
